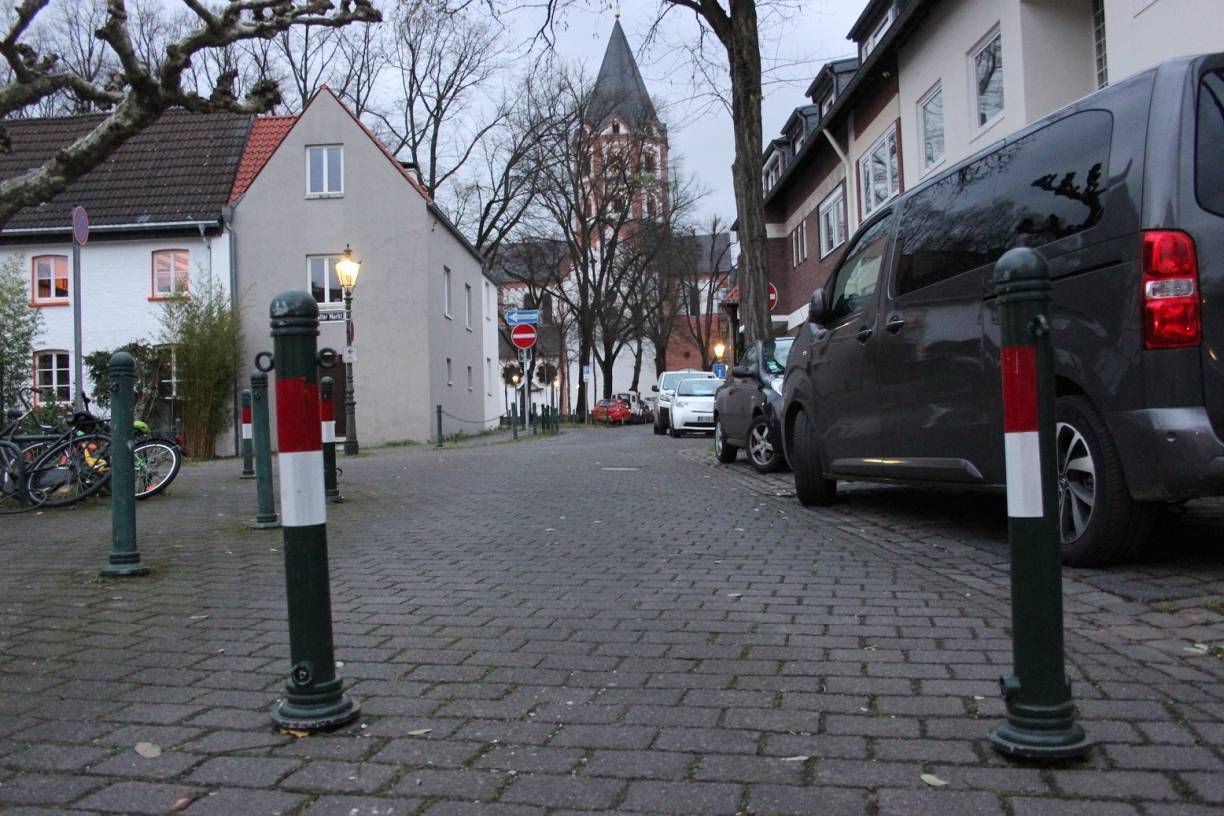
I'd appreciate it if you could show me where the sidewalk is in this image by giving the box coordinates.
[0,427,1221,815]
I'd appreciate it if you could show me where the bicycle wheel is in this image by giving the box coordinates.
[0,443,40,514]
[133,438,181,499]
[26,433,112,508]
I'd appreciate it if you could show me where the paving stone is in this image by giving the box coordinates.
[583,749,695,780]
[1009,799,1141,816]
[2,743,113,772]
[86,749,203,779]
[392,768,507,800]
[0,773,106,805]
[876,789,1005,816]
[182,787,307,815]
[299,795,422,815]
[186,755,301,786]
[500,775,625,809]
[280,760,399,793]
[75,781,203,814]
[619,781,742,815]
[745,784,871,816]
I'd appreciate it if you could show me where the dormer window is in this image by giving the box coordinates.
[762,155,782,193]
[612,121,621,135]
[860,5,895,60]
[820,93,834,117]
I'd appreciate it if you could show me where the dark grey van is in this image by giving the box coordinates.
[782,54,1224,566]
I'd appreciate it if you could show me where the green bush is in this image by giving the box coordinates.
[0,253,44,409]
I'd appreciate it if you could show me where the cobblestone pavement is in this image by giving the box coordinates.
[1,425,1223,816]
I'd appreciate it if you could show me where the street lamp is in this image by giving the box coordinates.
[336,245,361,455]
[714,342,726,361]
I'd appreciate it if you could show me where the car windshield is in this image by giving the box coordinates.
[677,379,720,396]
[660,371,710,390]
[597,399,616,407]
[761,338,794,376]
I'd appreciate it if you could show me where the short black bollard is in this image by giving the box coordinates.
[321,376,342,503]
[436,403,443,448]
[102,352,149,577]
[240,389,255,479]
[268,290,359,732]
[988,248,1091,761]
[249,369,280,530]
[511,404,518,440]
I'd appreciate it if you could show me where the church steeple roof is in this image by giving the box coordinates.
[587,20,658,131]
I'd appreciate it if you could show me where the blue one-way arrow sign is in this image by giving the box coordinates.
[505,309,540,325]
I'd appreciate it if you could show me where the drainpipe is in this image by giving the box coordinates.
[222,205,239,456]
[823,127,856,233]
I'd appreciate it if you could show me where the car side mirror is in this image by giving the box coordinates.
[731,365,752,378]
[808,288,828,325]
[651,385,658,392]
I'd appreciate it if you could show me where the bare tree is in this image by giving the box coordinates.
[274,22,346,111]
[0,0,380,226]
[331,17,386,115]
[675,216,731,369]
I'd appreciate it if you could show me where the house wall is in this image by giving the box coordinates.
[482,275,501,428]
[233,92,474,448]
[3,230,231,412]
[1103,0,1224,82]
[848,69,902,224]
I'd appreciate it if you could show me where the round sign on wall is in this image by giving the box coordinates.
[511,323,538,349]
[768,282,778,312]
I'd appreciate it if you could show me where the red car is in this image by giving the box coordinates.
[592,398,632,425]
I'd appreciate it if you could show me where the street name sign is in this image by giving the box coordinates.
[511,324,538,349]
[506,309,540,325]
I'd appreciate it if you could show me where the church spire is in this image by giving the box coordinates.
[587,19,658,131]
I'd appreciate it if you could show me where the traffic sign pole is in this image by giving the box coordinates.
[71,207,88,412]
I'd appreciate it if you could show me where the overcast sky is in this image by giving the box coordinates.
[506,0,865,229]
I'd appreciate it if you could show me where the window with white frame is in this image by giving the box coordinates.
[31,255,69,303]
[307,145,343,195]
[1092,0,1108,89]
[820,92,834,118]
[156,345,179,399]
[972,29,1004,129]
[860,5,895,59]
[791,220,808,267]
[485,281,493,320]
[859,125,900,217]
[308,255,342,305]
[919,82,945,170]
[819,186,847,258]
[465,283,473,329]
[446,357,453,385]
[34,350,70,404]
[763,156,782,192]
[443,267,452,318]
[152,249,190,298]
[486,357,493,395]
[467,365,473,391]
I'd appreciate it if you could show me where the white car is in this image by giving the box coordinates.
[668,377,720,437]
[653,369,717,434]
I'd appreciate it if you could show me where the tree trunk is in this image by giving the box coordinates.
[726,7,770,344]
[630,340,643,392]
[600,353,616,399]
[575,335,591,422]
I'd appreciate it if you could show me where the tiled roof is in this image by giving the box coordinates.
[0,109,252,234]
[229,116,296,203]
[587,20,659,131]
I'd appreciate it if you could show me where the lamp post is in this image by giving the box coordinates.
[336,245,361,455]
[714,341,726,362]
[512,373,521,428]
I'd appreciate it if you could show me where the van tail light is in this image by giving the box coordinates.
[1142,230,1201,350]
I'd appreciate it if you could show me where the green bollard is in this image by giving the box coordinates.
[321,376,342,503]
[249,369,280,529]
[436,404,443,448]
[268,290,359,732]
[240,389,255,479]
[988,248,1091,761]
[102,352,149,577]
[511,403,518,440]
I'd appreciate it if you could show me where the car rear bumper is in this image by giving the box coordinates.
[1107,406,1224,501]
[673,409,715,431]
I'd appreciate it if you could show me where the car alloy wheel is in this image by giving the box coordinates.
[1056,420,1095,544]
[749,423,774,467]
[715,422,724,456]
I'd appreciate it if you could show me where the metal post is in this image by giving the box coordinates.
[240,389,255,479]
[102,352,149,577]
[321,376,341,503]
[511,403,518,440]
[436,403,443,448]
[250,370,280,529]
[71,239,84,412]
[343,287,359,455]
[988,247,1091,761]
[268,289,359,732]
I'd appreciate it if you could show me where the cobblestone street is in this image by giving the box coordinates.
[1,425,1223,815]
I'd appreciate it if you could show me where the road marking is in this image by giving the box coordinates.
[600,467,640,471]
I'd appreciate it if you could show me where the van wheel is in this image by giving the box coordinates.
[747,415,784,474]
[1055,396,1154,566]
[715,418,737,463]
[792,409,836,506]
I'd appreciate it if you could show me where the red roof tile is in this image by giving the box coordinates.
[229,116,296,203]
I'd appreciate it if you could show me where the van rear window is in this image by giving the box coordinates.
[1198,70,1224,217]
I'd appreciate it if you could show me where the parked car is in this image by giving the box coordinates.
[592,398,632,425]
[641,396,658,424]
[653,369,717,434]
[615,391,652,424]
[782,54,1224,566]
[714,337,793,472]
[669,378,720,436]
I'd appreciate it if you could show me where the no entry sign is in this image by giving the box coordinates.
[511,323,538,349]
[768,282,778,312]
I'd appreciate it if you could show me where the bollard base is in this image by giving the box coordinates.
[989,720,1092,761]
[250,516,281,530]
[325,494,344,504]
[101,561,150,578]
[240,473,256,480]
[272,694,360,733]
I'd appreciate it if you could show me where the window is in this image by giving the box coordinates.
[919,83,945,171]
[151,250,189,298]
[1198,71,1224,217]
[763,156,782,192]
[820,92,834,117]
[859,126,900,217]
[972,29,1004,129]
[32,255,68,303]
[156,345,179,399]
[861,6,895,59]
[443,267,452,318]
[611,121,621,135]
[828,215,892,320]
[307,145,343,195]
[34,350,70,404]
[819,187,847,258]
[1092,0,1108,89]
[487,357,493,395]
[465,283,473,329]
[308,255,343,304]
[791,220,808,267]
[467,365,473,391]
[485,281,493,320]
[446,357,453,385]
